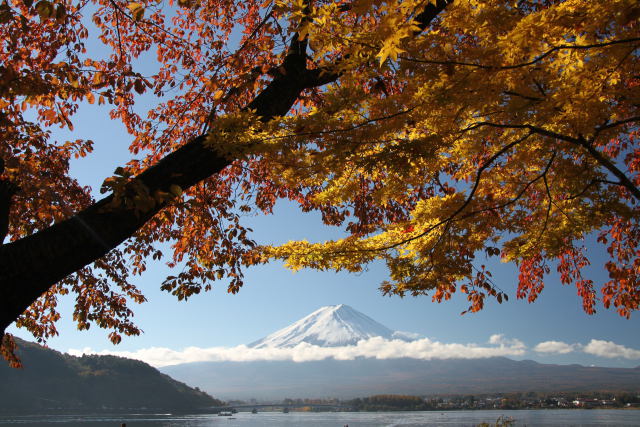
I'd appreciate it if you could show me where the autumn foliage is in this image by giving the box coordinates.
[1,0,639,363]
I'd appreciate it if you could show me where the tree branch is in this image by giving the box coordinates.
[0,159,19,244]
[306,131,534,258]
[401,37,640,70]
[0,45,335,336]
[466,121,640,202]
[0,0,452,337]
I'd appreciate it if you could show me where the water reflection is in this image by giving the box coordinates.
[0,409,636,427]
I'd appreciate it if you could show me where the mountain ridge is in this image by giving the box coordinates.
[162,356,640,400]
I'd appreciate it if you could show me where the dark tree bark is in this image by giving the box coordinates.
[0,158,19,244]
[0,0,449,336]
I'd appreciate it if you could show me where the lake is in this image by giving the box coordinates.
[0,410,637,426]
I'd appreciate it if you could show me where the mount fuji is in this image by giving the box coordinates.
[161,305,640,399]
[249,304,416,348]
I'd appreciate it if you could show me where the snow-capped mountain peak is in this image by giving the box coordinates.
[249,304,411,348]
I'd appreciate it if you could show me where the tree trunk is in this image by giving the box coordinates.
[0,1,449,336]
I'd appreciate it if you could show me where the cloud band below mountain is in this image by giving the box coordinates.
[533,340,579,354]
[68,335,526,367]
[531,339,640,360]
[69,336,640,368]
[583,339,640,359]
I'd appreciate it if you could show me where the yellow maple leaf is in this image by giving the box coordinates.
[126,2,145,21]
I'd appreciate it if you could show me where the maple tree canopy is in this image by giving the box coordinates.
[1,0,639,365]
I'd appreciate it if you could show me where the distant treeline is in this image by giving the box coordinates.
[269,391,640,412]
[347,394,432,411]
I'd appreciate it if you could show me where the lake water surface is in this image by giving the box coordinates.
[0,409,637,426]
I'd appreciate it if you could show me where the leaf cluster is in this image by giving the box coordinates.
[2,0,640,361]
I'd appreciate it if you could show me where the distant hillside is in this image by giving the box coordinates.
[162,357,640,400]
[0,339,224,414]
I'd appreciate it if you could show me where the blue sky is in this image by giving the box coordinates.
[8,99,640,369]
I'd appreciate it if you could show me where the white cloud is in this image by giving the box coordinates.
[392,331,421,340]
[488,334,526,349]
[583,339,640,360]
[68,335,527,368]
[533,340,578,354]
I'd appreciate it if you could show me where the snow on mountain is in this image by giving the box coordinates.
[249,304,416,348]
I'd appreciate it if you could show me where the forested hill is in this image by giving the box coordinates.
[0,339,224,414]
